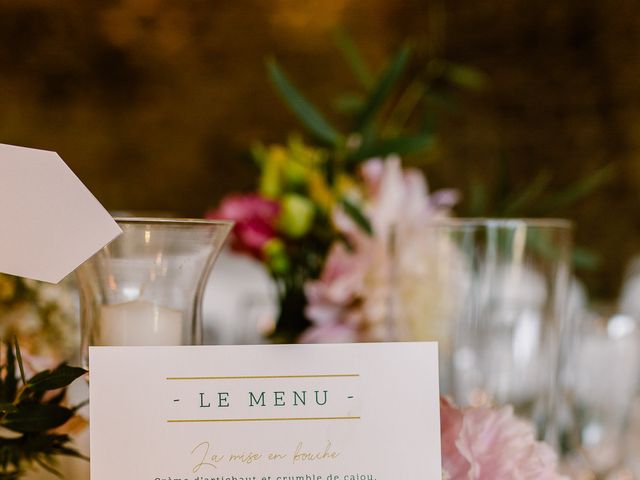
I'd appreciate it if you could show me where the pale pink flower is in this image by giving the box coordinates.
[441,397,566,480]
[207,194,280,259]
[302,155,456,342]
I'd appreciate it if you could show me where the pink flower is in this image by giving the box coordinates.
[300,238,385,343]
[302,156,456,342]
[441,397,566,480]
[207,194,280,259]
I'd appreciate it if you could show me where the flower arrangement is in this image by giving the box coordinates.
[209,31,614,338]
[210,142,456,342]
[208,33,479,342]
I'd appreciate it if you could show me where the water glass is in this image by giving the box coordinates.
[392,218,572,443]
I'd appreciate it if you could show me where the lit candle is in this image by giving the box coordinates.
[98,299,183,346]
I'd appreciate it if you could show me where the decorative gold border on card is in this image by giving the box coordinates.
[166,374,360,380]
[166,416,361,423]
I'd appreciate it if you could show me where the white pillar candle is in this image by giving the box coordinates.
[98,299,183,346]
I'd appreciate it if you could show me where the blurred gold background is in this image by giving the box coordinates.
[0,0,638,298]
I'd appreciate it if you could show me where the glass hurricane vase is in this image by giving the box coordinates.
[75,218,232,368]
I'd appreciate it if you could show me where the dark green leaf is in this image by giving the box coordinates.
[2,403,74,433]
[495,149,511,206]
[1,340,17,402]
[348,133,433,165]
[331,28,374,90]
[333,93,365,114]
[384,80,426,135]
[423,90,458,112]
[0,402,16,412]
[27,365,87,393]
[46,389,67,406]
[502,171,551,215]
[340,198,373,235]
[0,432,87,475]
[354,44,412,132]
[13,338,26,386]
[440,62,487,90]
[266,58,343,147]
[468,181,488,216]
[35,456,61,477]
[538,165,616,213]
[572,247,601,271]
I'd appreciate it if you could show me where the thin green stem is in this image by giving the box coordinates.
[13,337,26,386]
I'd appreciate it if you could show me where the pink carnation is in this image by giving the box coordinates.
[207,194,280,259]
[441,397,566,480]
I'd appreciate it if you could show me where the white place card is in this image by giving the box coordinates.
[90,343,441,479]
[0,143,121,283]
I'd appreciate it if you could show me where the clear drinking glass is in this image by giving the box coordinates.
[75,218,232,368]
[564,309,640,477]
[392,218,572,443]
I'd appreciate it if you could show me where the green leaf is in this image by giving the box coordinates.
[384,80,426,135]
[13,338,26,386]
[46,389,67,406]
[501,171,551,215]
[332,93,365,114]
[27,365,87,393]
[2,403,74,433]
[468,181,488,216]
[537,165,616,213]
[35,456,62,477]
[0,432,87,475]
[348,133,433,165]
[331,28,374,90]
[354,44,412,132]
[340,198,373,235]
[0,340,17,402]
[0,402,17,413]
[441,61,487,90]
[572,247,601,271]
[266,58,343,147]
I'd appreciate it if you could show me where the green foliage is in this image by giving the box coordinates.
[330,27,374,90]
[464,161,617,271]
[266,58,343,147]
[25,365,87,394]
[352,44,412,133]
[258,30,485,342]
[0,339,87,478]
[261,28,614,330]
[340,198,373,236]
[266,31,479,176]
[346,133,434,166]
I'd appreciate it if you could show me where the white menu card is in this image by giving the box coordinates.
[90,343,441,479]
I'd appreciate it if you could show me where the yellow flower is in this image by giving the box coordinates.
[258,144,288,198]
[336,173,359,198]
[288,135,323,168]
[255,136,351,215]
[307,171,333,210]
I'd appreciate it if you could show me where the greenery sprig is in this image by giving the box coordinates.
[265,29,613,273]
[0,338,87,479]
